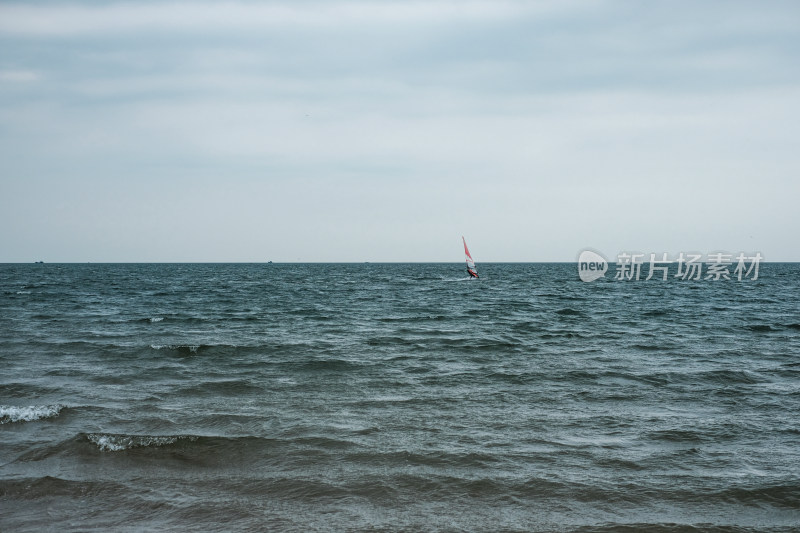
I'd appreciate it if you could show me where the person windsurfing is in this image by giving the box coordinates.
[462,236,479,279]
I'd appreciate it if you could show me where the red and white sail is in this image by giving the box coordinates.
[462,236,478,277]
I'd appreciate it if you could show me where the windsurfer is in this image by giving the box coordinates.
[462,236,479,279]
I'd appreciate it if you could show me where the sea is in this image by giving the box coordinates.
[1,262,799,532]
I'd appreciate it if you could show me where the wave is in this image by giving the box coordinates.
[148,343,255,357]
[14,431,365,461]
[747,324,776,332]
[694,369,767,385]
[147,342,329,358]
[377,315,448,322]
[570,524,789,533]
[19,339,355,360]
[713,483,800,509]
[8,433,284,466]
[627,343,665,351]
[742,322,800,333]
[0,382,63,397]
[295,358,363,372]
[0,404,64,424]
[0,476,128,500]
[11,433,212,462]
[177,379,263,396]
[150,344,207,354]
[367,335,415,347]
[87,433,198,452]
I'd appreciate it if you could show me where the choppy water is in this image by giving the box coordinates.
[1,263,799,532]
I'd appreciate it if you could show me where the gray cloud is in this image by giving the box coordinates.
[1,0,798,261]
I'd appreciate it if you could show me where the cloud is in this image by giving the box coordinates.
[0,1,568,37]
[1,0,799,260]
[0,70,40,82]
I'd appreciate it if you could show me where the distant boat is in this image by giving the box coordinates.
[462,236,479,279]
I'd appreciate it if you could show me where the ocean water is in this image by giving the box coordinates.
[1,263,799,532]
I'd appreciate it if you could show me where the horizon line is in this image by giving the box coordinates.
[2,260,796,265]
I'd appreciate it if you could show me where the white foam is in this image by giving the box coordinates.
[87,433,196,452]
[150,344,200,352]
[0,404,63,423]
[149,317,164,323]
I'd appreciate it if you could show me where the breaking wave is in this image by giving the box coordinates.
[86,433,198,452]
[0,404,64,424]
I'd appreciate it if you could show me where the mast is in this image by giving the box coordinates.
[462,236,478,278]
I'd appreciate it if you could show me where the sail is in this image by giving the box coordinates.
[462,236,478,277]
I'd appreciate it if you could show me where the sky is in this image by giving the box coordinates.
[1,0,799,262]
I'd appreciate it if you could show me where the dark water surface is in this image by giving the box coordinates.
[1,263,799,532]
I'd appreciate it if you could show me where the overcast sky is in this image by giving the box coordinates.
[1,1,798,262]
